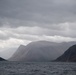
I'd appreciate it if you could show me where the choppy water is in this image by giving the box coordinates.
[0,61,76,75]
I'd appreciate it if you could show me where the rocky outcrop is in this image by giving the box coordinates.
[55,45,76,62]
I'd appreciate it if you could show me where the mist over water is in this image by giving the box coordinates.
[0,62,76,75]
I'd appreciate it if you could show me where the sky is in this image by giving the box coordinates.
[0,0,76,58]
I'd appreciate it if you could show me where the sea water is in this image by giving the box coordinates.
[0,61,76,75]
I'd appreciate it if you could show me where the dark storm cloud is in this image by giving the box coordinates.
[0,0,76,27]
[0,0,76,42]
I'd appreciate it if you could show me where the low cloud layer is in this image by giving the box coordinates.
[0,26,76,50]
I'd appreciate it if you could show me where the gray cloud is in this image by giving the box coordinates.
[0,0,76,27]
[0,0,76,50]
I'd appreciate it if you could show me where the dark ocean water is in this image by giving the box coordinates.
[0,61,76,75]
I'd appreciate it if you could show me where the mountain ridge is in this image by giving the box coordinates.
[9,41,76,62]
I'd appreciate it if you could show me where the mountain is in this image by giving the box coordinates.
[55,45,76,62]
[0,57,6,61]
[9,41,76,62]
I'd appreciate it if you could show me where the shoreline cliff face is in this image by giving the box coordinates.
[55,45,76,62]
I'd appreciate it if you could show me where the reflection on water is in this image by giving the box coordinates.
[0,61,76,75]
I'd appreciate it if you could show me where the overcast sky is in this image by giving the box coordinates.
[0,0,76,53]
